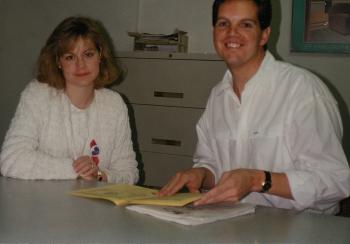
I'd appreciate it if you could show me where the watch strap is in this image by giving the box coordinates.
[261,171,272,193]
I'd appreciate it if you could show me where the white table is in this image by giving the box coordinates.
[1,177,350,243]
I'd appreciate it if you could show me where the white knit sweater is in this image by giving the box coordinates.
[0,80,139,184]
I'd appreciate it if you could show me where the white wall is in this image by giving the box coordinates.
[0,0,349,158]
[138,0,215,53]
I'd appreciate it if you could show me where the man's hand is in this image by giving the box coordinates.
[158,167,213,196]
[194,169,263,206]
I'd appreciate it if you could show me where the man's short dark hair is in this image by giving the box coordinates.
[212,0,272,30]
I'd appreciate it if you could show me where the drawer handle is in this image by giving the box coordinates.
[154,91,184,99]
[152,138,182,147]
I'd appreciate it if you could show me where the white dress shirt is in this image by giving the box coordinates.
[193,51,350,214]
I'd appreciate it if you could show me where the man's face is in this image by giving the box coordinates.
[213,0,270,71]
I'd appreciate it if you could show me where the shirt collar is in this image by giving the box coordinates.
[215,51,275,97]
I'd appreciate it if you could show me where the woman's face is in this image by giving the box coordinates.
[58,37,100,89]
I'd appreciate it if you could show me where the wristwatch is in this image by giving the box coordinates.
[97,169,103,182]
[261,171,272,193]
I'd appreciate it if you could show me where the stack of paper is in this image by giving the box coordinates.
[69,184,255,225]
[128,29,188,53]
[126,202,255,226]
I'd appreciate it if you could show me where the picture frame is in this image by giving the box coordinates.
[291,0,350,54]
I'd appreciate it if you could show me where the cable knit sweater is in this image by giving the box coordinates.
[0,80,139,184]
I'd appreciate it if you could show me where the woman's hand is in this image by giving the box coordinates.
[73,155,98,180]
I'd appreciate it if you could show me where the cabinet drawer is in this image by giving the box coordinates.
[140,151,193,187]
[116,57,226,108]
[131,104,202,156]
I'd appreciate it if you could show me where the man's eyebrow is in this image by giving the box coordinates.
[216,16,228,21]
[240,18,258,23]
[216,16,258,23]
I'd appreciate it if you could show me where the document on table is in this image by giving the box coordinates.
[126,202,255,225]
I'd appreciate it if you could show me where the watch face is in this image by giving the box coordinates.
[262,182,272,192]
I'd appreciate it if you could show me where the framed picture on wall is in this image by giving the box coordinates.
[291,0,350,53]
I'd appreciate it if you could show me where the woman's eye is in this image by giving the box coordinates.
[63,55,74,61]
[85,51,97,58]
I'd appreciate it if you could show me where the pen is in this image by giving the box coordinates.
[90,139,100,165]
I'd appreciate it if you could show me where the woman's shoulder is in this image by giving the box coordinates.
[20,79,59,103]
[25,79,50,90]
[96,88,126,106]
[95,88,128,117]
[22,79,58,96]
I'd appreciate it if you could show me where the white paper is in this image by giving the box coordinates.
[126,202,255,225]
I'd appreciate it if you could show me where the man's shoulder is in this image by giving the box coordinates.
[268,56,323,87]
[269,58,335,102]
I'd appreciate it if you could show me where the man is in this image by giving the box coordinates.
[159,0,350,214]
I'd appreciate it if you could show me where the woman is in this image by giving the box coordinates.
[0,16,139,184]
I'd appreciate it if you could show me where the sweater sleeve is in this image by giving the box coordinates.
[102,93,139,184]
[0,82,77,180]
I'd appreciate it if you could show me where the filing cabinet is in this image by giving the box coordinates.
[114,52,226,186]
